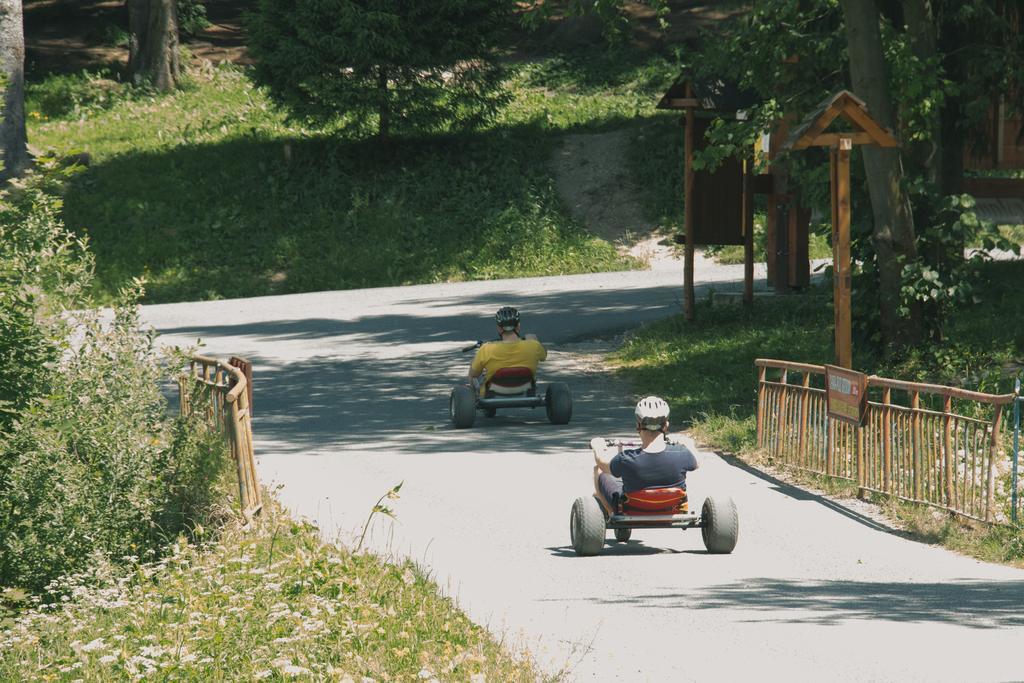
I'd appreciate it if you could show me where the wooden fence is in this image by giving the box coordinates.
[756,359,1016,523]
[179,354,262,519]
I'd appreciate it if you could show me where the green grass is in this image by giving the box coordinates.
[0,500,542,682]
[612,259,1024,562]
[26,49,680,304]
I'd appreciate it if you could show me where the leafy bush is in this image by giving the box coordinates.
[26,72,130,119]
[246,0,515,138]
[0,163,92,431]
[0,166,230,594]
[177,0,211,37]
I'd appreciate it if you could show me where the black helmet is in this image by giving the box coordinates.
[495,306,520,332]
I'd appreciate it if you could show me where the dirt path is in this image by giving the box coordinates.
[552,128,721,272]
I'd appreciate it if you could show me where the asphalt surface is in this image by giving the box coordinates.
[143,264,1024,682]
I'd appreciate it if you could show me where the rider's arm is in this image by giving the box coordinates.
[527,337,547,361]
[468,345,487,382]
[681,444,700,470]
[591,437,616,474]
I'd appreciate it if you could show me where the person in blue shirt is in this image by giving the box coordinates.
[592,396,699,509]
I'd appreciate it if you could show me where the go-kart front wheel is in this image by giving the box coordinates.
[449,385,477,429]
[570,496,606,556]
[613,528,632,543]
[701,496,739,554]
[546,383,572,425]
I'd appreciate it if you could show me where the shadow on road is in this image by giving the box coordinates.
[712,449,907,537]
[574,578,1024,628]
[157,279,756,455]
[546,541,690,558]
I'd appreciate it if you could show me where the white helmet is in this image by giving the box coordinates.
[635,396,670,431]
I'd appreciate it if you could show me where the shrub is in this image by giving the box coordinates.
[0,163,92,432]
[26,72,130,119]
[0,166,230,594]
[246,0,515,139]
[177,0,211,37]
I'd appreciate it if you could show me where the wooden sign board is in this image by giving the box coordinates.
[825,364,867,426]
[691,118,745,246]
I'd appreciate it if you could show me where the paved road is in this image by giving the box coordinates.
[144,264,1024,682]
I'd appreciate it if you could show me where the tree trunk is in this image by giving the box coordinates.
[900,0,942,188]
[839,0,921,348]
[128,0,180,91]
[0,0,29,180]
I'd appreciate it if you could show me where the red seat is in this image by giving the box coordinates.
[486,367,535,394]
[623,487,688,514]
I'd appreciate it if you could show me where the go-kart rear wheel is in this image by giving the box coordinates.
[701,496,739,554]
[545,383,572,425]
[570,496,606,556]
[449,385,476,429]
[613,528,632,543]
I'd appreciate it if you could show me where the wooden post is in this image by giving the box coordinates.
[833,138,853,368]
[797,372,810,466]
[756,365,767,448]
[911,391,922,500]
[777,369,789,461]
[773,198,789,295]
[985,405,1003,522]
[683,85,696,320]
[856,418,865,494]
[882,387,892,492]
[743,157,754,305]
[229,400,251,512]
[943,395,954,507]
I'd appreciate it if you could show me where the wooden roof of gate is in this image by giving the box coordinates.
[656,77,760,116]
[783,90,899,150]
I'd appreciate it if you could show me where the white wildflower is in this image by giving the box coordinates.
[254,671,273,680]
[99,654,118,665]
[81,637,108,653]
[281,664,311,677]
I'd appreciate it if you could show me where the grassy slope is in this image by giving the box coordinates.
[27,48,674,304]
[612,259,1024,562]
[0,503,541,681]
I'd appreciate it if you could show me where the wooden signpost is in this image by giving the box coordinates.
[783,91,898,368]
[657,79,758,320]
[825,364,868,426]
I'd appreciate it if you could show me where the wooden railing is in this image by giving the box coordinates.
[179,354,262,519]
[756,359,1015,523]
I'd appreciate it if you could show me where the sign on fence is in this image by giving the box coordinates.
[825,364,867,426]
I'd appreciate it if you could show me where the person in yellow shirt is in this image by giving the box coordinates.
[468,306,547,394]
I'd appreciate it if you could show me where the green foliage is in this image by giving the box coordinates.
[177,0,210,37]
[0,163,93,431]
[0,289,230,594]
[0,168,231,594]
[246,0,515,139]
[26,71,132,119]
[899,195,1021,340]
